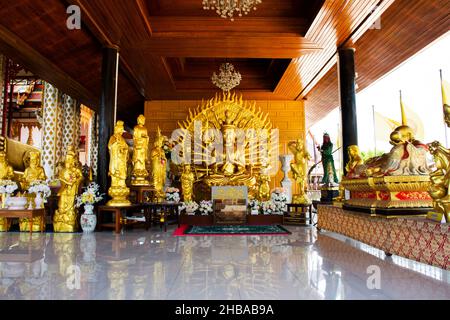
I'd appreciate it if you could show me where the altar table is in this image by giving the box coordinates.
[0,208,46,234]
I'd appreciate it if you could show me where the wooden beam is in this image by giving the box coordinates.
[0,24,98,110]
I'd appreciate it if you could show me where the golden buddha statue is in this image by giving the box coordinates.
[181,164,195,202]
[0,151,14,180]
[288,139,311,204]
[150,127,167,202]
[131,115,150,186]
[345,145,364,178]
[20,151,47,232]
[107,121,131,207]
[257,168,271,201]
[53,147,83,232]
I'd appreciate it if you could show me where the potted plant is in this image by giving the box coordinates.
[165,187,180,203]
[199,200,213,216]
[0,180,19,209]
[180,201,199,215]
[28,180,51,209]
[249,199,260,215]
[76,182,103,233]
[271,187,288,215]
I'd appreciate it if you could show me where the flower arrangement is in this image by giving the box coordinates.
[28,180,51,198]
[199,200,213,215]
[165,187,180,203]
[271,188,288,213]
[261,201,277,215]
[76,182,103,208]
[163,137,176,157]
[179,201,199,215]
[248,199,260,214]
[0,180,18,195]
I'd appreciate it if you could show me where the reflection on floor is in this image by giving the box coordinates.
[0,226,448,300]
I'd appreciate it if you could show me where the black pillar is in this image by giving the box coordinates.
[97,46,119,198]
[338,47,358,174]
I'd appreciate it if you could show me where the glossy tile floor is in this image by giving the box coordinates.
[0,225,449,300]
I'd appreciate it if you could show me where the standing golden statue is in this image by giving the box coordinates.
[257,168,271,202]
[20,151,47,232]
[0,151,14,231]
[150,127,167,202]
[107,121,131,207]
[53,147,83,232]
[131,115,150,186]
[288,139,311,204]
[181,164,195,202]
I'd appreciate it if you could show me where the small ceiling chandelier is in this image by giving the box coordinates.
[202,0,262,21]
[211,63,242,92]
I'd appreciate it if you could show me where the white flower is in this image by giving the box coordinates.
[0,180,18,195]
[75,182,103,208]
[180,201,199,215]
[28,180,51,198]
[199,200,213,215]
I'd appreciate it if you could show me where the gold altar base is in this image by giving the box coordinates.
[341,175,433,215]
[130,177,150,187]
[107,186,132,207]
[292,194,311,205]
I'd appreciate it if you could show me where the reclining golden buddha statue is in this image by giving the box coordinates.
[0,136,40,177]
[341,114,433,214]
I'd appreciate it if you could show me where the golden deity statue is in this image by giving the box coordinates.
[53,147,83,232]
[150,127,167,202]
[181,164,195,202]
[176,92,273,198]
[0,151,14,231]
[0,151,14,180]
[288,139,311,204]
[131,115,150,186]
[257,168,271,201]
[107,121,131,207]
[345,145,364,179]
[20,151,47,232]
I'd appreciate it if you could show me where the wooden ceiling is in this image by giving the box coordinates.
[0,0,421,124]
[305,0,450,127]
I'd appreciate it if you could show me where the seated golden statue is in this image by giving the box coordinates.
[53,147,83,232]
[150,127,167,202]
[20,151,47,232]
[131,115,150,186]
[107,121,131,207]
[288,139,311,204]
[345,145,364,179]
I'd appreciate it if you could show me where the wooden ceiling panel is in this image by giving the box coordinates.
[305,0,450,128]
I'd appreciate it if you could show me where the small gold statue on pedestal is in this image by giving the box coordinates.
[181,164,195,202]
[288,139,311,204]
[150,127,167,202]
[107,121,131,207]
[53,147,83,232]
[131,115,150,186]
[20,151,47,232]
[257,168,271,202]
[0,151,14,231]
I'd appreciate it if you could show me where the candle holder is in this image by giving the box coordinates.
[279,154,293,203]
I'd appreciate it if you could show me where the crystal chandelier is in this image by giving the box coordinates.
[211,63,242,92]
[202,0,262,21]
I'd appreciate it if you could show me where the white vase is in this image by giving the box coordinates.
[80,204,96,233]
[34,192,44,209]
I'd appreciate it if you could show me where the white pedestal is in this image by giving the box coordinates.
[279,154,294,203]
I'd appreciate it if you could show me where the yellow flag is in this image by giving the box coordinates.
[399,92,425,141]
[442,78,450,107]
[374,111,399,141]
